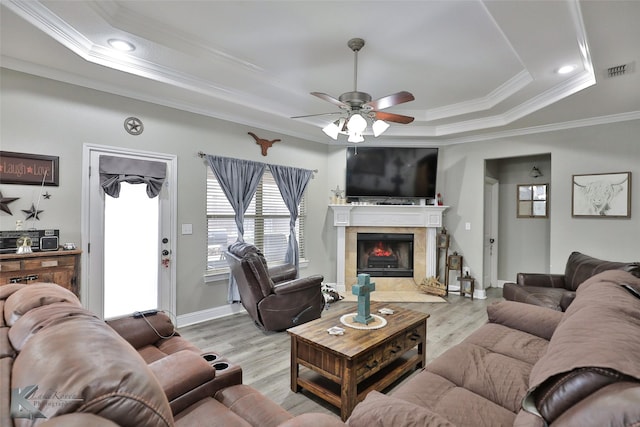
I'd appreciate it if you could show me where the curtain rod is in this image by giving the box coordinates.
[197,151,318,175]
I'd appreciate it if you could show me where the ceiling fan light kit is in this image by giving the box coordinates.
[296,38,415,143]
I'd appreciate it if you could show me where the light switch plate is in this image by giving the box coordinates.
[181,224,193,235]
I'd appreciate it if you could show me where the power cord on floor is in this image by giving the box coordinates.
[133,309,178,340]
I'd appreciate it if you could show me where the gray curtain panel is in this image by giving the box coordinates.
[206,155,265,303]
[270,164,313,275]
[99,155,166,198]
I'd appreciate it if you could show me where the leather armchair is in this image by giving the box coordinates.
[225,242,325,331]
[503,251,640,311]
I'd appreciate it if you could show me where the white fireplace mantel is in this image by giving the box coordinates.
[330,204,448,290]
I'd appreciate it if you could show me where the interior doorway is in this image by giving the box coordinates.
[483,177,499,290]
[81,144,177,319]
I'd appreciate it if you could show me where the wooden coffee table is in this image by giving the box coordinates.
[288,302,429,420]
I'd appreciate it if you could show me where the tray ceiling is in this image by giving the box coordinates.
[1,0,638,145]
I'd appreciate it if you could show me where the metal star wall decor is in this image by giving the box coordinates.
[0,191,19,215]
[124,116,144,135]
[42,191,52,199]
[22,203,43,220]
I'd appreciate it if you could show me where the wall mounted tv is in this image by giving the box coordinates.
[346,147,438,200]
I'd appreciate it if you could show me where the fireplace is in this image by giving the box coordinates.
[357,233,414,277]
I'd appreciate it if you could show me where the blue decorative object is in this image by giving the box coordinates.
[352,274,376,324]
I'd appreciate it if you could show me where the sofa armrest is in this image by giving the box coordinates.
[559,291,576,311]
[549,382,640,427]
[148,350,216,414]
[269,263,297,283]
[107,311,176,349]
[273,275,324,295]
[517,272,566,288]
[487,301,563,340]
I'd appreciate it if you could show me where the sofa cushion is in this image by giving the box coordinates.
[39,413,122,427]
[487,300,563,341]
[3,283,81,326]
[501,284,568,311]
[8,303,96,351]
[215,384,293,427]
[526,270,640,424]
[347,390,456,427]
[426,341,531,413]
[563,251,639,291]
[388,371,516,427]
[174,397,251,427]
[462,323,549,366]
[0,327,15,359]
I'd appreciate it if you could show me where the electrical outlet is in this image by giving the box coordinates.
[181,224,193,235]
[465,222,471,230]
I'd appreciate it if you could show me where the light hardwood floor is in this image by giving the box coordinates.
[178,288,504,418]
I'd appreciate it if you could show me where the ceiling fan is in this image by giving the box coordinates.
[293,38,415,142]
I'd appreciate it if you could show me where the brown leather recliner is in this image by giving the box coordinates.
[225,242,325,331]
[503,251,640,311]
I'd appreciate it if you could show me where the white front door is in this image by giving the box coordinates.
[81,144,176,319]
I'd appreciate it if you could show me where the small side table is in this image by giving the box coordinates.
[457,275,475,300]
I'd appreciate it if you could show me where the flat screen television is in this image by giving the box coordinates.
[345,147,438,200]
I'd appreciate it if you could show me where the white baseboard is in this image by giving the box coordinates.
[474,288,487,299]
[177,303,246,328]
[330,281,490,299]
[494,280,508,288]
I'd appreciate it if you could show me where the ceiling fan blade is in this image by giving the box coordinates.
[291,111,343,119]
[374,111,415,124]
[366,91,415,110]
[311,92,348,108]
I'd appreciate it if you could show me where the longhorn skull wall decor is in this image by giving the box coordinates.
[248,132,280,156]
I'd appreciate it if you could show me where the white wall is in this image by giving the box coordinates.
[3,68,639,314]
[0,68,332,316]
[439,121,640,290]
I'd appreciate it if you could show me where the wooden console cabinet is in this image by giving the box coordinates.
[0,249,81,297]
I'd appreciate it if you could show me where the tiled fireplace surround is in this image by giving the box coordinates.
[330,204,447,293]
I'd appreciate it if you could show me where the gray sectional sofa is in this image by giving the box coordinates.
[347,269,640,426]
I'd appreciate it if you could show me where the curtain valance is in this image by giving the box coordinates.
[99,155,167,198]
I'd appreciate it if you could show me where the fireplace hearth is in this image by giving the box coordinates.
[357,233,414,277]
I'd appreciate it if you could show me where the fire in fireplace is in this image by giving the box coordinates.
[357,233,414,277]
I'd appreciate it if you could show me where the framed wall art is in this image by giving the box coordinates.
[517,183,548,218]
[572,172,631,218]
[0,151,59,186]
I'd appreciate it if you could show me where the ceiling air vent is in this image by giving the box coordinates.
[606,62,634,78]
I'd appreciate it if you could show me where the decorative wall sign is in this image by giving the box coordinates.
[0,151,59,186]
[572,172,631,218]
[124,117,144,135]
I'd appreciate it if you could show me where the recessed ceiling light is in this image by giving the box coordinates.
[108,38,135,52]
[557,64,576,74]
